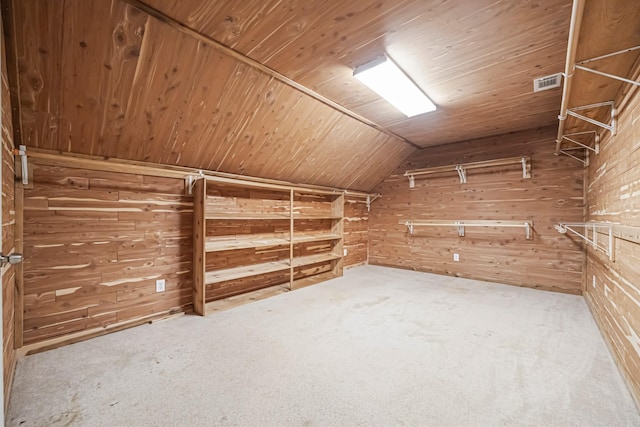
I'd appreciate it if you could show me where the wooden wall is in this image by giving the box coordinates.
[368,126,585,294]
[1,18,17,409]
[344,198,368,267]
[21,160,367,345]
[22,163,193,345]
[584,85,640,400]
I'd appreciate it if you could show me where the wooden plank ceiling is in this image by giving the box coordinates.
[15,0,634,191]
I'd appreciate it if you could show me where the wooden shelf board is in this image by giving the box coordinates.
[204,284,291,315]
[205,235,289,252]
[205,213,290,220]
[292,253,341,268]
[292,214,341,220]
[292,271,339,290]
[205,260,290,285]
[292,233,341,244]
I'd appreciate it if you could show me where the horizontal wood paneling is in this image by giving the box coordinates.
[369,126,585,293]
[13,0,415,192]
[344,198,368,267]
[584,82,640,401]
[1,21,17,409]
[22,163,193,344]
[22,161,368,344]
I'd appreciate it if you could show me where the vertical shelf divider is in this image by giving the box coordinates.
[192,178,206,315]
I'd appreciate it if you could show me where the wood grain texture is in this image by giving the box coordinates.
[23,159,365,340]
[22,163,193,344]
[12,0,415,192]
[1,19,17,410]
[563,0,640,137]
[142,0,572,147]
[344,198,368,267]
[369,126,585,293]
[584,80,640,401]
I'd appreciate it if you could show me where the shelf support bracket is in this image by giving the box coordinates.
[408,175,415,189]
[525,222,531,240]
[566,101,617,135]
[574,45,640,87]
[455,165,467,184]
[455,221,465,237]
[404,221,414,235]
[13,145,28,185]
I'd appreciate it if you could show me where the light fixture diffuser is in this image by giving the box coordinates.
[353,55,436,117]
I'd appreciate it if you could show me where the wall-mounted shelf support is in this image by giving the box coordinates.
[400,220,533,240]
[557,130,600,165]
[566,101,617,135]
[574,45,640,87]
[561,131,600,153]
[405,156,531,188]
[554,222,614,260]
[13,145,28,185]
[365,194,381,211]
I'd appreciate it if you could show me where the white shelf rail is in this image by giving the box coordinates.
[399,220,533,240]
[554,222,614,260]
[555,222,640,261]
[404,156,531,188]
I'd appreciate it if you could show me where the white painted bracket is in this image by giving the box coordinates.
[455,221,465,237]
[408,175,415,189]
[14,145,28,185]
[404,221,414,235]
[365,194,381,212]
[455,165,467,184]
[575,45,640,88]
[185,170,205,195]
[566,101,617,136]
[555,222,615,261]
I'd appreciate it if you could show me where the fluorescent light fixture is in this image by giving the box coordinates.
[353,55,436,117]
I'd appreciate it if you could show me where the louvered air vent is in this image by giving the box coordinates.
[533,73,563,92]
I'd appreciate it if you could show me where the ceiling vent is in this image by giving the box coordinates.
[533,73,563,92]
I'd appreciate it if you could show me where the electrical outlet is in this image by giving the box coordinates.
[453,253,460,262]
[156,279,166,293]
[343,248,348,256]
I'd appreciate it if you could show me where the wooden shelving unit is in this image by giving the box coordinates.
[193,178,344,315]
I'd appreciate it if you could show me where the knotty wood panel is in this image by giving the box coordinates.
[12,0,415,192]
[584,82,640,401]
[22,163,193,344]
[344,198,368,267]
[369,126,585,293]
[1,22,17,409]
[144,0,572,147]
[23,159,369,344]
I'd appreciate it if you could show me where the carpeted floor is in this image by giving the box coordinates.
[7,265,640,426]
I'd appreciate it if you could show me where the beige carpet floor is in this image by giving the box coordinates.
[7,265,640,426]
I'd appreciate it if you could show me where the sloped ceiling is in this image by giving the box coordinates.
[15,0,624,192]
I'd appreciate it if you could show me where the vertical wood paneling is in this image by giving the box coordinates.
[59,0,147,153]
[13,0,63,148]
[1,21,17,409]
[585,84,640,401]
[22,163,193,344]
[369,126,585,293]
